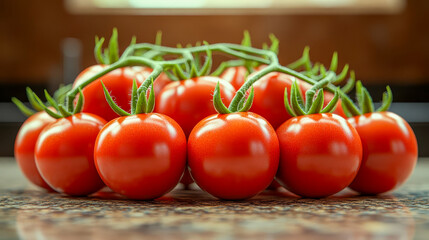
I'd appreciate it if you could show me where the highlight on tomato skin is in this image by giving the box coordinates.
[94,113,187,200]
[276,113,362,198]
[14,111,56,191]
[34,113,107,196]
[187,112,280,200]
[347,112,418,195]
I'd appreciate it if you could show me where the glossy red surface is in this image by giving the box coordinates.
[348,112,418,194]
[14,111,56,191]
[155,76,236,137]
[94,113,187,200]
[220,66,248,90]
[35,113,106,196]
[188,112,279,200]
[276,113,362,198]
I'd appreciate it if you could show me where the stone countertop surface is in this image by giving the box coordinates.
[1,157,429,240]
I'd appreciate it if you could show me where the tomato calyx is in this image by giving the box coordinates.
[284,76,340,117]
[102,79,155,116]
[213,82,254,114]
[340,81,393,117]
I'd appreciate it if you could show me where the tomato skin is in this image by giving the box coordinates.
[220,66,248,90]
[73,65,170,122]
[35,113,106,196]
[155,76,236,137]
[94,113,187,200]
[188,112,279,200]
[14,111,56,191]
[348,112,418,194]
[251,73,346,130]
[276,113,362,198]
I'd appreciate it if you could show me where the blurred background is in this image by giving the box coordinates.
[0,0,428,156]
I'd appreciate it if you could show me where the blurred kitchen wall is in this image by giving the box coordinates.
[0,0,428,155]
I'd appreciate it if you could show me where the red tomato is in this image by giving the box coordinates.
[276,113,362,198]
[220,66,248,90]
[73,65,170,121]
[155,76,236,137]
[35,113,106,196]
[188,112,279,200]
[348,112,418,194]
[251,72,346,130]
[14,111,56,191]
[94,114,187,200]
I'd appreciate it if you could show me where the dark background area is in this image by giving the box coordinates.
[0,0,428,156]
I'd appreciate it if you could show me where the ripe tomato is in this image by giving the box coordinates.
[73,65,170,121]
[14,111,56,191]
[220,66,248,90]
[35,113,106,196]
[155,76,236,137]
[94,113,187,200]
[347,112,418,194]
[251,72,346,130]
[188,112,279,200]
[276,113,362,198]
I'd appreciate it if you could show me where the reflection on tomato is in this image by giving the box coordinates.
[276,113,362,198]
[188,112,279,200]
[94,113,187,200]
[14,111,56,191]
[155,76,236,137]
[73,65,170,121]
[348,112,418,194]
[35,113,106,196]
[220,66,248,90]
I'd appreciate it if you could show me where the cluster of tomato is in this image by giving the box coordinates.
[13,31,418,200]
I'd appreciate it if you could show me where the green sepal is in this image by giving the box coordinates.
[306,63,320,77]
[155,31,162,46]
[332,64,349,85]
[44,90,59,112]
[58,104,72,118]
[321,88,340,113]
[173,64,190,80]
[341,70,356,94]
[164,69,179,81]
[376,85,392,112]
[307,89,324,115]
[198,41,212,76]
[356,81,374,114]
[287,46,310,71]
[103,49,110,65]
[101,81,130,117]
[94,37,106,64]
[26,87,44,112]
[238,86,254,112]
[268,34,279,55]
[213,82,232,114]
[283,88,296,117]
[130,79,138,114]
[53,84,72,104]
[241,30,252,47]
[135,88,147,115]
[11,97,36,117]
[72,88,84,114]
[340,92,362,117]
[30,91,62,119]
[319,65,327,78]
[146,80,156,113]
[108,28,119,64]
[329,52,338,72]
[290,81,306,116]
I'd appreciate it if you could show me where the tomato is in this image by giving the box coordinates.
[188,112,279,200]
[14,111,56,191]
[251,72,346,130]
[276,113,362,198]
[155,76,236,137]
[35,113,106,196]
[73,65,170,121]
[220,66,248,90]
[94,113,187,200]
[347,112,418,194]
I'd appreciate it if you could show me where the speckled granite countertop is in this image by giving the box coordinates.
[1,157,429,240]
